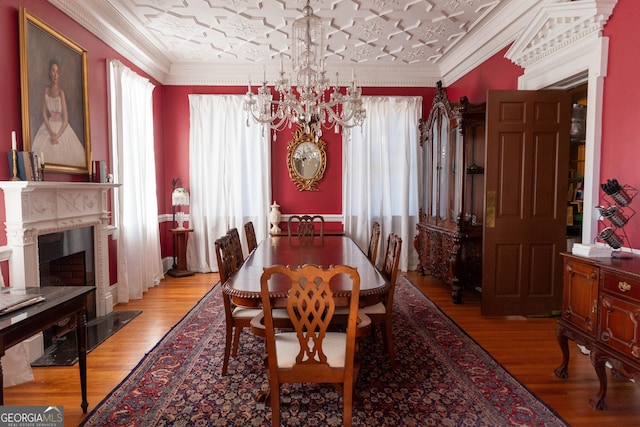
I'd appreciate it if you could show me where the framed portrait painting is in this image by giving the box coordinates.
[19,7,91,175]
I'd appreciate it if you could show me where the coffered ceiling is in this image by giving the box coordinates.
[49,0,565,86]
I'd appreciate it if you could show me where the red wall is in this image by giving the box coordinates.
[448,46,521,102]
[601,0,640,243]
[0,1,166,284]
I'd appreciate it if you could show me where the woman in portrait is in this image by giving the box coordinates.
[31,59,86,167]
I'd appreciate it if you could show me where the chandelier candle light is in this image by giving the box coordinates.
[243,0,366,140]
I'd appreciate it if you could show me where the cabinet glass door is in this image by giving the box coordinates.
[438,114,449,220]
[451,122,463,222]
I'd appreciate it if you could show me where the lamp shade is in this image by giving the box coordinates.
[172,187,190,206]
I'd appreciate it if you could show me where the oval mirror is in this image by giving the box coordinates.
[287,127,327,191]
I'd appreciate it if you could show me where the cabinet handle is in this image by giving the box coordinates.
[592,300,598,313]
[618,281,631,292]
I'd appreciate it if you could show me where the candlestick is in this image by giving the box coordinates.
[10,150,20,181]
[11,131,17,151]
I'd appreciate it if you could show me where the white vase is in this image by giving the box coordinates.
[176,211,185,229]
[269,201,282,234]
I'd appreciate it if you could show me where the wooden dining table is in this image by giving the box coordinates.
[222,235,389,308]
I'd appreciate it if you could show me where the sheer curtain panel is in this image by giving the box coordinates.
[108,60,164,302]
[343,96,422,271]
[187,95,271,273]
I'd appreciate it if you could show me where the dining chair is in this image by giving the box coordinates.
[367,221,381,265]
[215,234,262,376]
[361,233,402,369]
[228,227,245,270]
[244,221,258,254]
[256,264,363,427]
[287,214,324,237]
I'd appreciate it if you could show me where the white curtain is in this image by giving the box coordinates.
[187,95,271,273]
[343,96,422,271]
[108,60,164,302]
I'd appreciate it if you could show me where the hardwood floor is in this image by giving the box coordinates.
[4,271,640,426]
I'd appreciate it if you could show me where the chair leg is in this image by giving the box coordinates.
[382,320,395,369]
[343,375,354,427]
[270,383,280,427]
[222,323,233,376]
[232,326,242,356]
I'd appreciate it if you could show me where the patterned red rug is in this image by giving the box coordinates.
[80,277,568,426]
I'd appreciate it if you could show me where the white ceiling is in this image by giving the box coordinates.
[49,0,565,86]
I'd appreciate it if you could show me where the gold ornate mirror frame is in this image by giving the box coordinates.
[287,127,327,191]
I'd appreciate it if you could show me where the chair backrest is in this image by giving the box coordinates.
[228,228,244,270]
[214,234,237,284]
[260,264,360,371]
[381,233,402,307]
[287,214,325,237]
[367,221,381,264]
[244,221,258,254]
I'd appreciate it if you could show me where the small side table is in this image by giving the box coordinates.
[168,228,194,277]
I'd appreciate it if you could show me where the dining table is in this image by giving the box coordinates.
[222,235,389,308]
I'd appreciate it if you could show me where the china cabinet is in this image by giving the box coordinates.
[414,81,485,303]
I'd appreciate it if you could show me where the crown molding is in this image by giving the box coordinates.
[49,0,170,82]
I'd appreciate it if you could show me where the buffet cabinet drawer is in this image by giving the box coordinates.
[599,294,640,360]
[602,271,640,302]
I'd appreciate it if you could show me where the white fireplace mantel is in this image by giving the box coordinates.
[0,181,119,317]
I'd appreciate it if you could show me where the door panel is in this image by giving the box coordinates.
[482,90,571,316]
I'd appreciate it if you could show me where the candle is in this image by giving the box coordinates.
[40,152,45,167]
[11,131,16,151]
[263,64,266,82]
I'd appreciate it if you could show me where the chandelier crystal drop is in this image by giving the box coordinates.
[243,0,366,140]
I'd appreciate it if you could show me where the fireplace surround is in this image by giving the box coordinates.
[0,181,119,318]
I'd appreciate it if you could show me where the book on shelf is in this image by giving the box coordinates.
[92,160,107,183]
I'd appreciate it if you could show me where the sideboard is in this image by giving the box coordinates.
[555,252,640,409]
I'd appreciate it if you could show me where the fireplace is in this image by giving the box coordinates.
[38,227,96,320]
[0,181,118,318]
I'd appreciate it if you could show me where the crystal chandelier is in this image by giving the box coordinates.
[243,0,366,140]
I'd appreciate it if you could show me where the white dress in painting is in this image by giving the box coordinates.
[32,94,86,167]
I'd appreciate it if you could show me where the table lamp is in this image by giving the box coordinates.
[171,178,190,272]
[171,179,190,229]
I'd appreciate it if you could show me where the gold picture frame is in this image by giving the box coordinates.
[19,7,91,175]
[286,127,327,191]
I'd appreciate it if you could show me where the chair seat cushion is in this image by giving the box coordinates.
[361,302,386,315]
[232,307,262,319]
[275,332,346,368]
[233,307,289,319]
[334,302,386,315]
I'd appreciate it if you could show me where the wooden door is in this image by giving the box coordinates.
[482,90,571,316]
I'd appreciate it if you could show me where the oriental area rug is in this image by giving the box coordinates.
[80,277,568,426]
